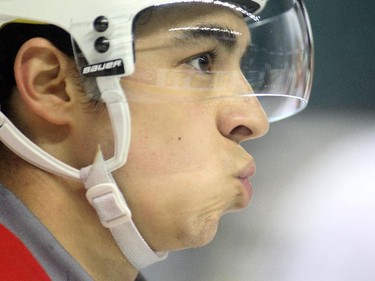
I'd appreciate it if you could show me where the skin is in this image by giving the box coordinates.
[0,3,269,281]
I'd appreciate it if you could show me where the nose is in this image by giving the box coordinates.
[216,74,269,143]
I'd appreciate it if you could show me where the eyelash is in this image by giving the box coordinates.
[184,50,218,74]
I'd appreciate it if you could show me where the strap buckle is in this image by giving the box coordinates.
[86,183,131,228]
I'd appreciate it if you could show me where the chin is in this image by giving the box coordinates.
[183,216,221,249]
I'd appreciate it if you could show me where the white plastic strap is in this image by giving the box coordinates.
[82,148,168,269]
[0,112,80,180]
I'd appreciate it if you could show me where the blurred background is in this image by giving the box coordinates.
[143,0,375,280]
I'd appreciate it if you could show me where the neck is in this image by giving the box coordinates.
[0,149,138,281]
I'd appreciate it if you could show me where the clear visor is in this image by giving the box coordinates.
[243,0,314,121]
[81,0,313,123]
[119,0,313,122]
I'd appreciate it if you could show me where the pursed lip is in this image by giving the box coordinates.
[238,162,256,180]
[233,161,256,207]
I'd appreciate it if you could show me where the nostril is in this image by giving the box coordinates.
[230,125,253,139]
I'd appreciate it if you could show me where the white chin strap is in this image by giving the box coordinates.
[81,148,168,269]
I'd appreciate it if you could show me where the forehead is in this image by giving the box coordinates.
[134,3,249,41]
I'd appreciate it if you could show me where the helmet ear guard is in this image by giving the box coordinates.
[69,10,135,78]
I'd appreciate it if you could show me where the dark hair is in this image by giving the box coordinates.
[0,23,74,112]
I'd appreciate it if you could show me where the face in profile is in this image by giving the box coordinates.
[112,3,269,253]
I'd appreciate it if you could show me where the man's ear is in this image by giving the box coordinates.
[14,37,77,125]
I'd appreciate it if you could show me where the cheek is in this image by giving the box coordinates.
[127,102,214,175]
[113,102,231,250]
[69,105,114,168]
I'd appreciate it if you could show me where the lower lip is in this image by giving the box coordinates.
[240,177,253,204]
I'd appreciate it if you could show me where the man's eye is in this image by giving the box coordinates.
[186,51,216,73]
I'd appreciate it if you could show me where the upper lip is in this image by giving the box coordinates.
[238,162,256,180]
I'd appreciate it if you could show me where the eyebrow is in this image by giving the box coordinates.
[167,24,242,51]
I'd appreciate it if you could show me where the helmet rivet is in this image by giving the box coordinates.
[94,36,110,53]
[94,16,109,32]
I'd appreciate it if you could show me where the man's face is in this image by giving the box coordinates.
[111,3,269,252]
